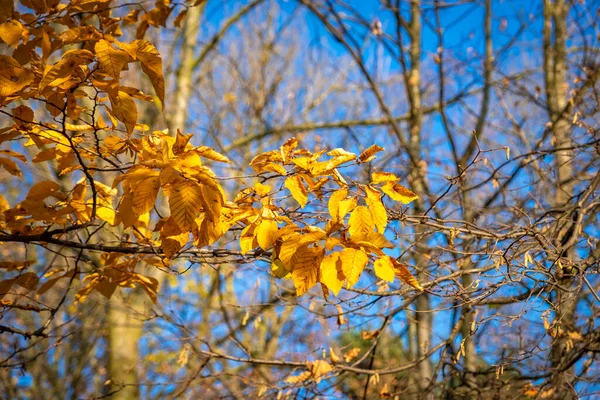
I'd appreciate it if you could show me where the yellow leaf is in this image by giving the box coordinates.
[359,144,384,163]
[320,252,344,296]
[381,181,419,204]
[0,193,9,212]
[271,258,290,279]
[27,181,65,201]
[374,256,395,282]
[371,171,398,184]
[338,197,357,220]
[110,90,137,135]
[291,245,323,296]
[0,157,21,178]
[364,185,387,232]
[195,146,231,163]
[329,348,341,364]
[172,130,192,155]
[390,258,423,291]
[136,40,164,108]
[285,175,308,208]
[307,360,333,383]
[168,180,204,231]
[253,182,271,196]
[340,248,368,287]
[96,203,117,225]
[256,219,278,250]
[344,347,361,363]
[95,39,130,80]
[0,20,24,48]
[0,56,34,97]
[328,188,348,220]
[348,206,374,240]
[280,137,298,163]
[239,223,257,255]
[131,173,160,215]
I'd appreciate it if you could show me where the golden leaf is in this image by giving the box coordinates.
[0,157,21,177]
[328,188,348,220]
[285,175,308,208]
[348,206,374,240]
[95,39,130,81]
[0,20,24,48]
[307,360,333,383]
[291,245,323,296]
[340,248,368,287]
[131,172,160,215]
[27,181,65,201]
[344,347,361,363]
[0,56,34,97]
[168,180,204,231]
[195,146,231,163]
[256,219,278,250]
[390,258,423,291]
[364,185,387,232]
[110,90,137,135]
[359,144,384,163]
[381,181,418,204]
[136,40,165,107]
[319,252,344,296]
[371,171,398,184]
[374,256,395,282]
[239,223,257,255]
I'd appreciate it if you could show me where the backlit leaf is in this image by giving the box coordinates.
[374,256,395,282]
[390,258,423,290]
[319,252,344,296]
[291,245,323,296]
[256,219,278,250]
[348,206,374,240]
[168,180,204,231]
[359,144,384,163]
[285,175,308,207]
[95,39,130,80]
[381,182,418,204]
[340,248,368,287]
[364,185,387,232]
[371,171,398,184]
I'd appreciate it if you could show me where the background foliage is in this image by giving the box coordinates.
[0,0,599,399]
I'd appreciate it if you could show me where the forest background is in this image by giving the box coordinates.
[0,0,599,399]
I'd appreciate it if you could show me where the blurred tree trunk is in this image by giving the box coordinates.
[402,0,432,396]
[543,0,576,398]
[107,296,144,399]
[105,6,203,397]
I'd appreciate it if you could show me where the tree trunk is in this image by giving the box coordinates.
[543,1,576,398]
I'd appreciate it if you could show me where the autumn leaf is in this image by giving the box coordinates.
[340,248,369,287]
[364,185,387,232]
[285,175,308,207]
[381,181,419,204]
[136,40,165,107]
[110,90,137,135]
[320,252,344,296]
[358,144,384,163]
[291,245,324,296]
[328,188,348,220]
[371,171,398,184]
[390,258,423,291]
[168,180,204,231]
[0,55,34,97]
[0,20,24,48]
[255,219,278,250]
[95,39,131,81]
[348,206,374,240]
[374,256,395,282]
